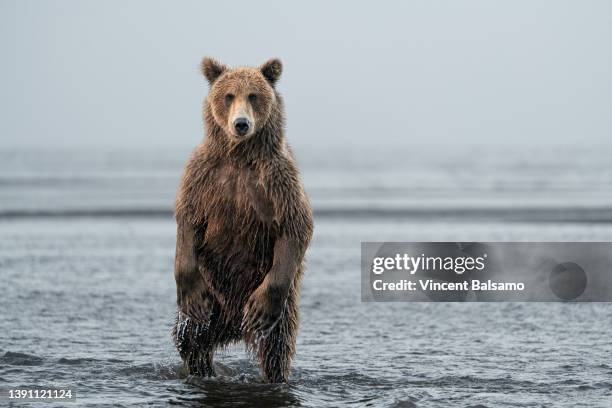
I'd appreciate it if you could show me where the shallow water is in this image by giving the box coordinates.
[1,146,612,407]
[2,218,612,407]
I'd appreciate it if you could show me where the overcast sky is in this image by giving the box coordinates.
[2,0,611,151]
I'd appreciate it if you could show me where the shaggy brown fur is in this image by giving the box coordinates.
[172,57,313,383]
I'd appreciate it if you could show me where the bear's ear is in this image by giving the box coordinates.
[201,57,227,84]
[260,58,283,86]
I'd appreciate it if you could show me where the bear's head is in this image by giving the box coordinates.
[202,57,282,141]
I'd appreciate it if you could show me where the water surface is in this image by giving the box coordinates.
[1,146,611,407]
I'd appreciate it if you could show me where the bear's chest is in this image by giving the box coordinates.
[209,163,276,225]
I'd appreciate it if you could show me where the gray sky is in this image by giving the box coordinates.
[2,0,611,151]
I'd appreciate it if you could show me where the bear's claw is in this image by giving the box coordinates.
[241,287,283,335]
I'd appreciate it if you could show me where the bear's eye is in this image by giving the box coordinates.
[224,94,234,105]
[248,93,257,103]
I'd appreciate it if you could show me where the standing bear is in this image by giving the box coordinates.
[172,57,313,383]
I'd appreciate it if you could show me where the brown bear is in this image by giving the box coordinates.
[172,57,313,383]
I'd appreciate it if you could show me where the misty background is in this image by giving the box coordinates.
[1,0,612,217]
[2,0,611,153]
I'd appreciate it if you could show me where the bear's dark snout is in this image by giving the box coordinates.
[233,118,250,136]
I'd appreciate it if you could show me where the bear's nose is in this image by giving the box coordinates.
[233,118,250,136]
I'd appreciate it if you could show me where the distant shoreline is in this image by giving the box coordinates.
[2,206,612,223]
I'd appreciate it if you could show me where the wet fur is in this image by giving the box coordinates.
[172,58,313,383]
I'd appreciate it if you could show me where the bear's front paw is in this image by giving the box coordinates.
[242,283,286,334]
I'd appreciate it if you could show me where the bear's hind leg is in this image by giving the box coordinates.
[252,285,299,383]
[173,308,218,377]
[186,348,215,377]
